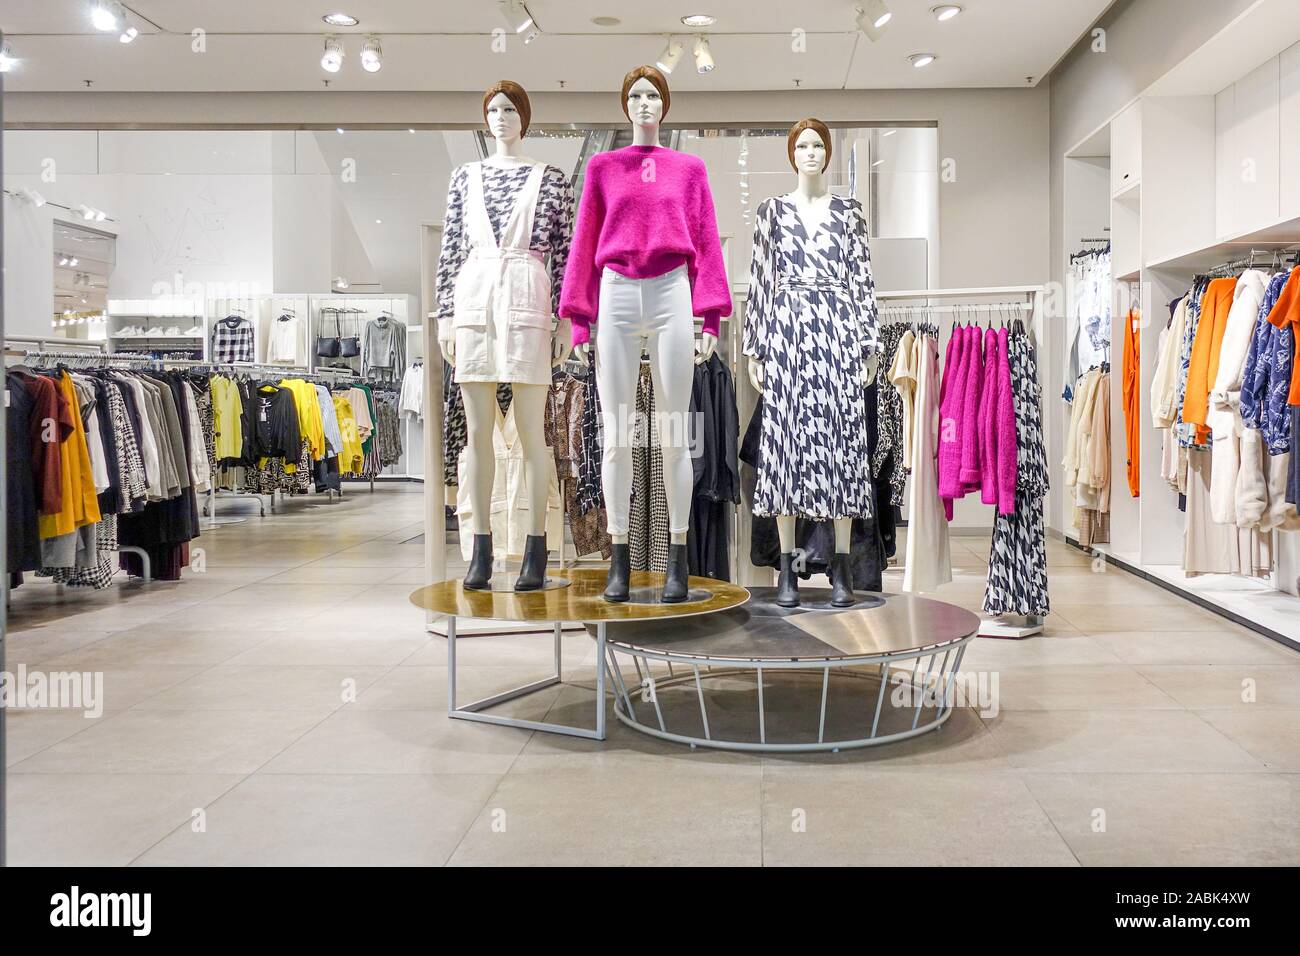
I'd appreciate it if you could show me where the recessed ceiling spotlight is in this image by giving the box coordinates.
[656,37,684,74]
[119,23,138,43]
[681,14,717,27]
[360,35,382,72]
[909,52,937,68]
[592,16,621,26]
[855,0,892,41]
[322,12,359,27]
[931,4,962,21]
[693,35,715,74]
[321,37,344,72]
[375,219,382,224]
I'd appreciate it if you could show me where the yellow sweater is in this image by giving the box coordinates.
[278,378,326,464]
[38,371,102,539]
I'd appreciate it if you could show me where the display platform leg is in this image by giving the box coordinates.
[446,617,607,741]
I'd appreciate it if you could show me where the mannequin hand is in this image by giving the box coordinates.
[573,342,592,362]
[550,334,571,367]
[748,357,765,393]
[440,336,456,365]
[696,331,718,365]
[862,353,879,386]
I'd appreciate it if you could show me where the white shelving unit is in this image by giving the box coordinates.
[106,296,205,355]
[1060,2,1300,650]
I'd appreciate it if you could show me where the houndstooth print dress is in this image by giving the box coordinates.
[984,324,1050,616]
[743,195,879,519]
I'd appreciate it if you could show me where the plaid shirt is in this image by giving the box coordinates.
[211,316,255,363]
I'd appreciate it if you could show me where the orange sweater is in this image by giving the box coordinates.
[1122,307,1140,497]
[1182,277,1237,444]
[1266,266,1300,405]
[37,371,101,539]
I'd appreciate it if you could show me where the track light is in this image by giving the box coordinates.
[931,4,962,21]
[909,52,937,68]
[360,35,382,72]
[0,39,15,72]
[656,37,684,74]
[693,35,714,74]
[76,204,94,220]
[321,37,344,73]
[70,257,80,266]
[855,0,892,41]
[119,23,139,43]
[94,209,106,221]
[334,276,350,290]
[59,256,70,266]
[500,1,539,43]
[91,1,122,32]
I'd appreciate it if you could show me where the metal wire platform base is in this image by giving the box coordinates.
[599,589,980,753]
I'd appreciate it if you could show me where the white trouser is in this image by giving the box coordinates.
[595,266,695,537]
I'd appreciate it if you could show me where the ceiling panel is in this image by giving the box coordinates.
[0,0,1114,92]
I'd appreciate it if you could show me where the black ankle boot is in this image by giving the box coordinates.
[603,543,631,602]
[463,533,494,590]
[513,534,548,591]
[662,543,689,603]
[829,552,855,607]
[776,552,800,608]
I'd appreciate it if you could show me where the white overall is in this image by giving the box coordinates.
[451,161,554,386]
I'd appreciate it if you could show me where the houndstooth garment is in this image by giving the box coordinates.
[984,325,1050,616]
[576,353,604,515]
[630,363,669,572]
[246,439,312,495]
[743,195,879,519]
[873,321,910,505]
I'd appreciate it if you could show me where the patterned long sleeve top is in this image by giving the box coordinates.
[434,162,574,326]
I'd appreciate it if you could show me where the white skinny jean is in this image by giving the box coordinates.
[595,265,695,537]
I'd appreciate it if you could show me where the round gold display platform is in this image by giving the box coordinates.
[408,567,750,622]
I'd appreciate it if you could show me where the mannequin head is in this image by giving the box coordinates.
[621,65,670,128]
[787,118,832,174]
[482,80,531,142]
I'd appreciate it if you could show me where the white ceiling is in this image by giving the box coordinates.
[1,0,1113,93]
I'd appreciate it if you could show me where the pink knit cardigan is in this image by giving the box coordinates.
[938,325,1018,517]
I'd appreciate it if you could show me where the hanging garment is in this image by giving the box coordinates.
[686,354,741,581]
[1183,277,1238,444]
[873,322,911,505]
[361,315,408,383]
[1241,271,1292,454]
[1175,277,1209,448]
[902,331,952,593]
[977,326,1018,514]
[38,371,102,542]
[1122,306,1141,497]
[984,325,1050,617]
[399,363,424,420]
[544,373,611,559]
[1064,249,1112,398]
[1264,265,1300,404]
[1151,296,1188,428]
[5,372,41,572]
[211,315,255,363]
[575,354,604,515]
[740,399,885,591]
[938,324,975,517]
[1183,447,1272,576]
[441,162,562,387]
[742,195,878,520]
[628,362,669,573]
[267,313,301,365]
[889,327,918,473]
[456,400,563,560]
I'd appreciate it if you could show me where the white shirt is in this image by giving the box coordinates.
[267,313,301,365]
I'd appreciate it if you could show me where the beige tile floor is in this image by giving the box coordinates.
[5,483,1300,866]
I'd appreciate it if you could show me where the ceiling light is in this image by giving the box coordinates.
[855,0,892,40]
[119,23,138,43]
[93,209,106,221]
[321,37,344,73]
[408,128,415,133]
[0,40,16,72]
[500,1,539,42]
[693,35,714,74]
[656,38,684,74]
[336,127,345,134]
[592,16,621,26]
[322,12,359,27]
[91,1,122,32]
[681,14,717,27]
[909,52,936,68]
[360,35,382,72]
[70,257,79,266]
[59,256,70,266]
[375,219,382,224]
[76,204,95,220]
[931,4,962,20]
[334,276,351,290]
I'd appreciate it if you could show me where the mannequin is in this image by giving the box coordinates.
[744,118,881,608]
[435,80,573,591]
[561,65,732,602]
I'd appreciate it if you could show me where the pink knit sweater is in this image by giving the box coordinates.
[938,325,1018,517]
[559,145,733,345]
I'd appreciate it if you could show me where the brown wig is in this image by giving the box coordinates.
[787,118,832,172]
[621,65,671,121]
[482,80,531,137]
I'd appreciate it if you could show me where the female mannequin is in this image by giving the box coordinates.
[744,118,880,608]
[562,65,731,602]
[435,80,573,590]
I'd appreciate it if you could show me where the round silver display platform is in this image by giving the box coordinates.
[596,589,980,753]
[622,585,715,606]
